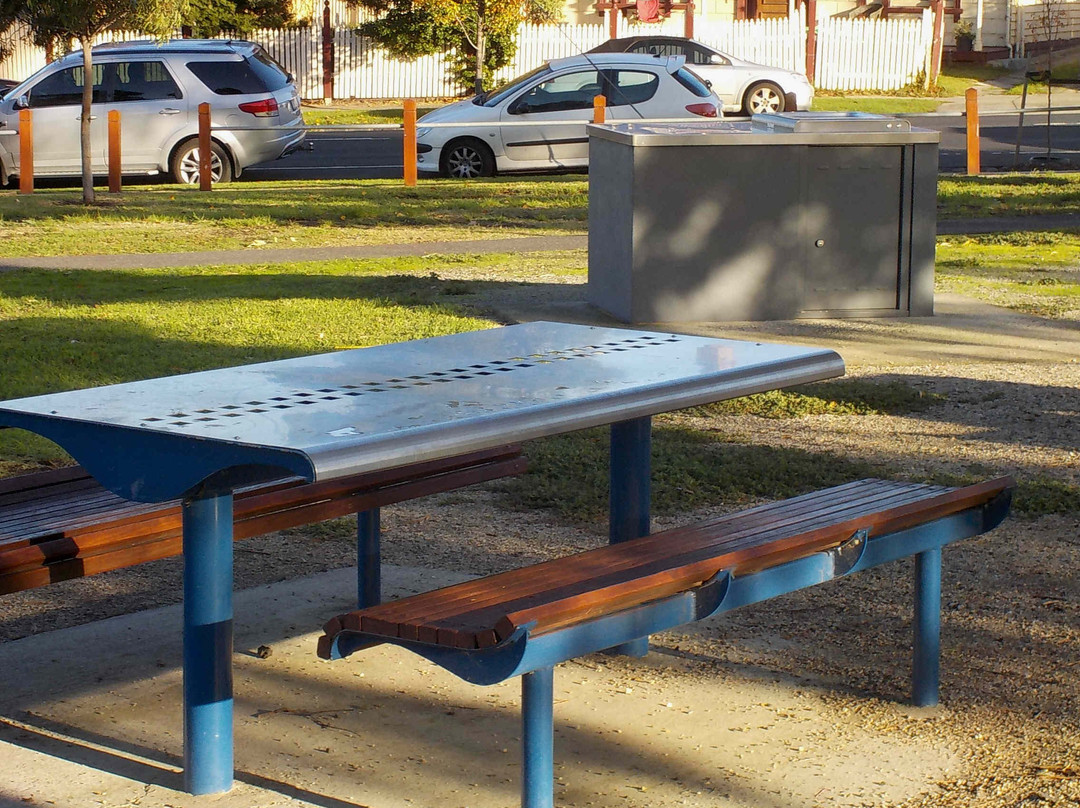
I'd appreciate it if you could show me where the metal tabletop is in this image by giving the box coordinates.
[0,321,844,503]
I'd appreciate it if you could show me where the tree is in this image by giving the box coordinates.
[355,0,560,95]
[0,0,185,204]
[183,0,294,37]
[1028,0,1066,159]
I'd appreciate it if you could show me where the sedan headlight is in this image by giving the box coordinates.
[416,127,432,138]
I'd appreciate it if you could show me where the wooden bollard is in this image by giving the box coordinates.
[403,98,417,187]
[966,87,980,176]
[108,110,121,193]
[18,109,32,195]
[198,102,212,191]
[593,95,606,124]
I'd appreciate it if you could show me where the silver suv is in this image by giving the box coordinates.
[0,39,306,185]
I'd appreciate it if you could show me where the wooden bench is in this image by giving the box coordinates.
[0,445,526,597]
[319,476,1014,808]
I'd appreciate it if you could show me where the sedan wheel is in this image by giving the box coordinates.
[744,82,786,116]
[441,140,495,179]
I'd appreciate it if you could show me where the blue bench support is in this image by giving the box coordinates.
[913,547,942,707]
[608,416,651,658]
[522,667,555,808]
[181,489,234,795]
[319,478,1013,807]
[357,508,381,608]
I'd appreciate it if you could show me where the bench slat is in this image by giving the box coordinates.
[0,446,525,594]
[350,479,941,637]
[410,482,953,646]
[327,477,1013,651]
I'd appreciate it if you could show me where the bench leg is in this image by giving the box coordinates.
[181,490,235,795]
[608,416,651,658]
[913,547,942,707]
[522,666,555,808]
[357,508,381,608]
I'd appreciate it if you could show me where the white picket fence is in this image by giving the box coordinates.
[0,13,933,99]
[816,11,934,91]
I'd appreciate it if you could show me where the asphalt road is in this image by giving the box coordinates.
[242,111,1080,181]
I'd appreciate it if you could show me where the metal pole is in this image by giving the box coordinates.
[1013,74,1030,169]
[965,87,980,175]
[107,110,121,193]
[18,109,32,195]
[608,416,651,658]
[521,667,555,808]
[198,103,212,192]
[357,509,381,608]
[403,99,417,187]
[912,547,942,707]
[181,489,235,794]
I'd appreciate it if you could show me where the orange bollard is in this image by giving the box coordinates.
[18,109,33,195]
[108,110,122,193]
[403,98,417,187]
[966,87,980,176]
[593,95,606,124]
[198,102,212,191]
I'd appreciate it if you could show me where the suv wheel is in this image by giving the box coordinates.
[171,138,233,185]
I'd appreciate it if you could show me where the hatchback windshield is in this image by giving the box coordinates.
[478,64,551,108]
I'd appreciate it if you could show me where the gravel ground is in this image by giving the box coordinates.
[0,277,1077,808]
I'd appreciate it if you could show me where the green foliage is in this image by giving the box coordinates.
[354,0,561,93]
[183,0,294,36]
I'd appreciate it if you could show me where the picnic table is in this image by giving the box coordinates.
[0,320,844,794]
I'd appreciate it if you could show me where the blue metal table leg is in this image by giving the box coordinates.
[521,667,555,808]
[181,490,234,794]
[609,416,651,657]
[913,547,942,707]
[357,508,381,608]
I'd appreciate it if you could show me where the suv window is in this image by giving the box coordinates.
[603,70,659,107]
[111,61,182,102]
[249,52,290,92]
[186,59,278,95]
[28,65,106,108]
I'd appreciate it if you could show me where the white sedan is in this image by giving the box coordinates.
[588,36,814,116]
[415,53,721,178]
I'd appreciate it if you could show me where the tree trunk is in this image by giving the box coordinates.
[474,0,485,96]
[79,38,95,205]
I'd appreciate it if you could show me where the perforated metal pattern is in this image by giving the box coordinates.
[141,335,680,429]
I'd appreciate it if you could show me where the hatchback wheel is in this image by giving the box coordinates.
[744,82,786,116]
[440,139,495,179]
[171,138,233,185]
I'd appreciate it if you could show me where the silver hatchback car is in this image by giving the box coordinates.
[0,39,305,185]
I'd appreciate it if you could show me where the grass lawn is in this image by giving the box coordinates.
[0,173,1076,515]
[0,178,588,256]
[4,173,1080,256]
